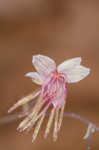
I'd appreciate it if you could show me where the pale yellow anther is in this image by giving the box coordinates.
[8,90,40,113]
[53,108,59,141]
[32,113,45,142]
[44,108,55,138]
[58,101,66,131]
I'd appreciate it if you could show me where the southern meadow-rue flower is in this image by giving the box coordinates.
[8,55,90,142]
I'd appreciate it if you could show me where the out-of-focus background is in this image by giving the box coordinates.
[0,0,99,150]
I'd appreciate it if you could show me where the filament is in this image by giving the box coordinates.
[44,108,55,138]
[32,113,45,142]
[58,101,65,131]
[53,108,59,141]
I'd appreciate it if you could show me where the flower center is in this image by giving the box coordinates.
[52,71,66,82]
[53,71,60,79]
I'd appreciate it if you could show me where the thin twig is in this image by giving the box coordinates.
[64,112,99,131]
[0,112,99,130]
[0,113,24,125]
[0,112,98,150]
[86,131,92,150]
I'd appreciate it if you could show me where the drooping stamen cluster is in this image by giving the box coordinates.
[8,71,67,142]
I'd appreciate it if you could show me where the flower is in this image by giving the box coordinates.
[8,55,90,142]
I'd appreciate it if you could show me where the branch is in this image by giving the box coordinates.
[64,112,99,131]
[0,112,98,150]
[0,113,24,125]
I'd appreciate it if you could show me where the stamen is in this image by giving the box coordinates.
[41,75,53,94]
[24,97,52,132]
[32,113,45,142]
[20,96,52,132]
[44,108,55,138]
[8,90,40,113]
[58,101,66,131]
[17,117,30,132]
[53,108,59,141]
[17,95,42,131]
[31,100,52,125]
[23,105,42,132]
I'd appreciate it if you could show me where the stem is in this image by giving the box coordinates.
[0,113,25,125]
[0,112,99,131]
[0,112,98,150]
[64,112,99,131]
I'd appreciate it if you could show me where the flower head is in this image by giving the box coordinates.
[8,55,90,142]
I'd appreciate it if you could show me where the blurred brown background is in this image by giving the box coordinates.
[0,0,99,150]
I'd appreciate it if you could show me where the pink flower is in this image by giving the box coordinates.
[8,55,90,142]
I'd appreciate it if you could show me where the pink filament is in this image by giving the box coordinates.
[41,70,67,109]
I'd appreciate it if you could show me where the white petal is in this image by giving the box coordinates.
[66,65,90,83]
[32,54,56,79]
[25,72,43,85]
[58,57,81,72]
